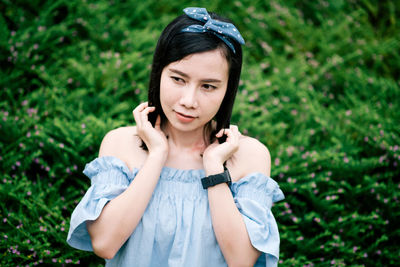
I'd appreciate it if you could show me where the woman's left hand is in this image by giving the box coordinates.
[203,125,241,172]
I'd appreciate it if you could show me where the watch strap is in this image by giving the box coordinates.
[201,167,232,189]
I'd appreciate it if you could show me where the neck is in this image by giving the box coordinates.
[163,123,209,154]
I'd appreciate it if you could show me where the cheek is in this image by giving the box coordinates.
[160,79,177,108]
[159,76,169,102]
[206,91,226,117]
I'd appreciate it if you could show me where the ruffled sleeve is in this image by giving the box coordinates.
[230,173,284,267]
[67,156,138,251]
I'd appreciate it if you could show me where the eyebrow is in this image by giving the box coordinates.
[168,68,222,83]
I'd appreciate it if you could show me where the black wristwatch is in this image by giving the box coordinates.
[201,167,232,189]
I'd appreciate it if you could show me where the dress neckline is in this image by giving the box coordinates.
[94,155,272,184]
[99,155,205,173]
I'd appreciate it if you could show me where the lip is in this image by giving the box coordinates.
[175,111,196,123]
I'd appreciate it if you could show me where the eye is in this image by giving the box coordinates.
[171,76,184,83]
[202,84,217,90]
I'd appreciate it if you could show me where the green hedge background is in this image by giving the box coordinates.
[1,0,399,266]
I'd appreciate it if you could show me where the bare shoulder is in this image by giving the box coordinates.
[98,126,147,170]
[228,135,271,181]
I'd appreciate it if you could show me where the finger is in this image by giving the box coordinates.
[155,115,161,130]
[222,128,240,144]
[223,129,234,142]
[133,102,148,114]
[132,102,149,127]
[139,108,155,129]
[230,124,239,132]
[215,128,233,143]
[133,108,142,128]
[141,106,155,115]
[140,106,156,124]
[230,125,241,140]
[215,128,226,138]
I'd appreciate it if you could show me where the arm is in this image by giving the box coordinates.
[87,103,168,259]
[203,126,270,266]
[87,151,165,259]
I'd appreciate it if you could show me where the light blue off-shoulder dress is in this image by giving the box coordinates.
[67,156,284,267]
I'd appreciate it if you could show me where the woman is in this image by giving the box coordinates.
[67,7,284,267]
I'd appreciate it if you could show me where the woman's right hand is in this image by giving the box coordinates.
[133,102,168,159]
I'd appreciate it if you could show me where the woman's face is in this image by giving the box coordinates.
[160,49,229,133]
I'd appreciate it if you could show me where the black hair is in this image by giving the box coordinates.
[142,11,243,149]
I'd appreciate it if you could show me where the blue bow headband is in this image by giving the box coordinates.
[181,7,245,54]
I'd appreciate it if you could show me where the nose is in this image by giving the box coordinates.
[179,85,198,109]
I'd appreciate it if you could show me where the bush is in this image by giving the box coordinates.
[1,0,399,266]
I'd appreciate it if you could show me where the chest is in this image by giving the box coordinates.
[164,150,204,170]
[164,153,243,182]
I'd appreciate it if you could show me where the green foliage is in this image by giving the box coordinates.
[1,0,399,266]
